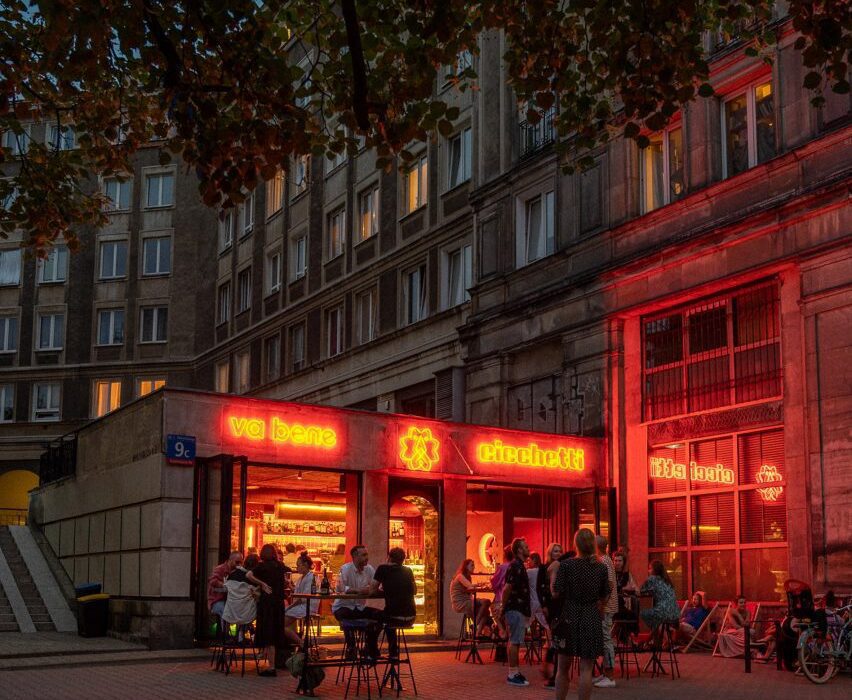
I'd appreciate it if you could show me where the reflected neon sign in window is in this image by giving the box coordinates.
[755,463,784,502]
[649,456,735,485]
[227,415,337,448]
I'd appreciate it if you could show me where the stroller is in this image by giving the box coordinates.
[778,579,816,671]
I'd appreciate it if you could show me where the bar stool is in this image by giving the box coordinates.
[454,614,476,660]
[340,619,382,699]
[380,620,418,697]
[216,622,260,676]
[645,622,680,679]
[523,619,546,665]
[298,613,322,658]
[612,619,641,679]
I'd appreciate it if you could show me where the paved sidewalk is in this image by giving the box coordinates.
[0,631,145,658]
[1,650,850,699]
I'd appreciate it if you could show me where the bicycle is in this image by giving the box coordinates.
[797,603,852,684]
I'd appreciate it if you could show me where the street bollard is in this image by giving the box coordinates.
[744,624,751,673]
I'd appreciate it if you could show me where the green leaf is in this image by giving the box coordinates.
[803,71,822,90]
[697,83,715,98]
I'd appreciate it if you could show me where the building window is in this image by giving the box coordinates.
[266,170,284,217]
[97,309,125,346]
[99,240,127,279]
[0,384,13,422]
[443,244,473,309]
[518,190,555,266]
[641,125,685,213]
[294,55,313,109]
[266,250,281,294]
[327,207,345,259]
[48,125,75,151]
[289,323,305,372]
[447,128,472,189]
[103,177,131,211]
[137,378,165,397]
[144,171,175,208]
[404,155,428,214]
[326,306,344,357]
[723,80,776,178]
[236,350,250,393]
[358,186,379,241]
[519,107,556,158]
[142,237,171,276]
[327,148,347,172]
[642,283,781,421]
[94,380,121,417]
[355,287,378,345]
[217,282,231,325]
[237,268,252,313]
[293,155,310,196]
[443,50,473,85]
[2,127,30,155]
[0,317,17,352]
[215,360,230,393]
[37,246,68,284]
[0,249,21,286]
[264,334,280,382]
[648,429,787,601]
[140,306,168,343]
[241,191,255,235]
[291,235,307,280]
[32,382,60,421]
[37,313,64,350]
[219,210,235,251]
[403,263,428,325]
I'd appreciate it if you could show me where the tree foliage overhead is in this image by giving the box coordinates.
[0,0,848,253]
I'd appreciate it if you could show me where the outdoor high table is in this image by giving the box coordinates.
[290,592,385,696]
[462,573,494,664]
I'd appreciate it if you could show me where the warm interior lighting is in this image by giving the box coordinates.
[276,502,346,514]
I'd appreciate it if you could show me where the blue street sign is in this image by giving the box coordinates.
[166,434,196,465]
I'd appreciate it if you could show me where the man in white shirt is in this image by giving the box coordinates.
[333,545,382,657]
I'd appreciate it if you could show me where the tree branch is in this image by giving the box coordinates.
[340,0,370,130]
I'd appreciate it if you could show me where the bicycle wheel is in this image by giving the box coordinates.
[798,629,836,684]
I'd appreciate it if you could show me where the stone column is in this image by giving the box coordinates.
[361,471,388,562]
[442,477,467,640]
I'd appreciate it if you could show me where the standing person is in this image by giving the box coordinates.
[498,537,532,687]
[333,545,381,658]
[639,560,681,631]
[247,543,289,677]
[207,551,243,618]
[551,529,611,700]
[540,543,563,687]
[594,535,618,689]
[490,546,513,635]
[282,542,298,570]
[527,552,548,629]
[612,549,638,626]
[450,558,492,637]
[368,547,417,658]
[284,552,319,647]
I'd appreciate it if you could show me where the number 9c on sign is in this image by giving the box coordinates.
[166,434,196,465]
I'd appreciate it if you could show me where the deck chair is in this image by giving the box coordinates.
[682,601,720,653]
[711,603,732,657]
[712,602,761,657]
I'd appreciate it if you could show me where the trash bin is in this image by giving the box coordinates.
[77,593,110,637]
[74,582,102,598]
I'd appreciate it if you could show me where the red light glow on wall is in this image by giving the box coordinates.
[649,456,735,485]
[227,415,338,449]
[476,439,585,472]
[755,464,784,502]
[399,426,441,472]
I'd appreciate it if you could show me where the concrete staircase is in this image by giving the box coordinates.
[0,584,16,632]
[0,527,55,632]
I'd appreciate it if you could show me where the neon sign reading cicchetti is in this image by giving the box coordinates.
[477,440,585,472]
[227,415,337,448]
[649,456,734,485]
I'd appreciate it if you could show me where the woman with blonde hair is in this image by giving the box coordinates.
[551,529,610,700]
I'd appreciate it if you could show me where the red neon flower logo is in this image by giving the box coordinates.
[755,464,784,502]
[399,426,441,472]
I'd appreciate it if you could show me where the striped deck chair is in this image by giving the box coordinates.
[712,602,761,657]
[682,602,720,652]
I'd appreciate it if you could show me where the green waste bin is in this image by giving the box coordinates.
[77,593,110,637]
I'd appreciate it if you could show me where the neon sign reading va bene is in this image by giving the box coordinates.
[228,416,337,448]
[649,457,734,485]
[477,440,585,472]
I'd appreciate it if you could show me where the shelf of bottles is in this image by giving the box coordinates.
[389,518,426,607]
[259,512,346,562]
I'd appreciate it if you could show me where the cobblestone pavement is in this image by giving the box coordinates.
[1,651,850,700]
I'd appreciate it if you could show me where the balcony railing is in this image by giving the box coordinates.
[39,434,77,485]
[0,508,26,526]
[519,108,556,159]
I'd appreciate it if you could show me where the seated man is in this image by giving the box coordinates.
[333,545,382,658]
[207,551,243,619]
[368,547,417,659]
[679,591,709,641]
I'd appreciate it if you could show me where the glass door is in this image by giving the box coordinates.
[570,488,617,551]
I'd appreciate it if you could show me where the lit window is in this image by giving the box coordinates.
[723,80,776,178]
[266,170,284,217]
[264,335,280,382]
[641,125,685,213]
[94,380,121,417]
[356,287,378,345]
[97,309,125,346]
[404,155,428,214]
[2,127,30,156]
[293,155,310,196]
[137,378,165,397]
[518,190,555,266]
[215,360,230,393]
[142,236,171,275]
[48,125,76,151]
[0,317,17,352]
[403,264,428,325]
[145,171,174,208]
[0,249,22,286]
[140,307,168,343]
[103,177,132,211]
[358,186,380,241]
[33,383,60,421]
[217,282,231,325]
[236,350,250,393]
[291,235,307,280]
[241,191,255,234]
[219,210,235,250]
[289,323,305,372]
[444,244,473,308]
[37,313,64,350]
[0,384,13,422]
[37,246,68,284]
[237,268,251,313]
[327,207,345,259]
[99,241,127,279]
[447,128,472,189]
[266,250,281,294]
[326,306,344,357]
